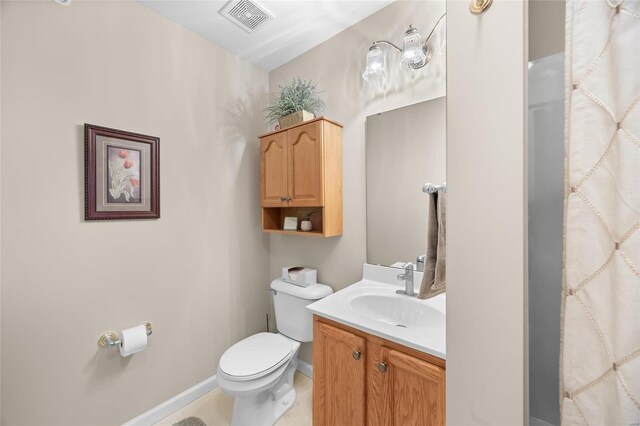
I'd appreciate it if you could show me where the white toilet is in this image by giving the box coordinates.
[217,278,332,426]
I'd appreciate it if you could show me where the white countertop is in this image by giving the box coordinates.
[307,263,446,360]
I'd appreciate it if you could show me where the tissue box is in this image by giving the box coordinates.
[282,267,317,287]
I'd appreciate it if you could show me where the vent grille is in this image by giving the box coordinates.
[220,0,272,34]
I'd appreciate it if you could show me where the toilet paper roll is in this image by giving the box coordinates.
[119,325,148,357]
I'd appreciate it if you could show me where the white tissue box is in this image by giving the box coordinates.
[282,267,317,287]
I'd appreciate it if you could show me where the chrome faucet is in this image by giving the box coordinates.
[416,255,426,272]
[396,262,416,297]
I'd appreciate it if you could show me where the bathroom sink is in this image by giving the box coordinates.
[349,294,445,329]
[307,263,446,359]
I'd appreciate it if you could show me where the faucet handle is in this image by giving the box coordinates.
[397,262,415,280]
[397,262,417,297]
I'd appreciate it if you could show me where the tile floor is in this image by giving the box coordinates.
[155,372,312,426]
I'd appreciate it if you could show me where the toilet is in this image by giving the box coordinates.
[217,278,332,426]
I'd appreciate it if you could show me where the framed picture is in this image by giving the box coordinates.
[283,216,298,231]
[85,124,160,220]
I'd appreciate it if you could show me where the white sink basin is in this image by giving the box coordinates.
[307,263,446,359]
[349,294,445,329]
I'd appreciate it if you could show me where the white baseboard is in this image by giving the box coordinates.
[296,358,313,378]
[123,375,218,426]
[125,360,310,425]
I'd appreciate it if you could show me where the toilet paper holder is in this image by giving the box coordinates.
[98,322,152,348]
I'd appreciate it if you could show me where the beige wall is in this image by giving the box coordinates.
[446,0,526,424]
[0,1,269,424]
[267,0,446,361]
[1,0,531,424]
[0,3,2,421]
[529,0,565,61]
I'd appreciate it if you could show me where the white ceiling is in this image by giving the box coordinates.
[139,0,395,71]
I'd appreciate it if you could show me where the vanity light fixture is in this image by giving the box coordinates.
[362,45,387,84]
[362,14,446,84]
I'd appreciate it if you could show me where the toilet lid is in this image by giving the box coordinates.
[219,333,293,380]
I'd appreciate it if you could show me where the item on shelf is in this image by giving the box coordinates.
[300,208,320,232]
[283,216,298,231]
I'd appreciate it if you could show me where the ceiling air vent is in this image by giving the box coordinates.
[219,0,273,34]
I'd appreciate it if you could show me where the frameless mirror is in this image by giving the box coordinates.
[365,97,446,268]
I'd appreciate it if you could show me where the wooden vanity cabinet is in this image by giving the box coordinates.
[313,316,446,426]
[259,117,343,237]
[314,321,367,426]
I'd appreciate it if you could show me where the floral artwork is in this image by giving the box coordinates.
[85,124,159,220]
[107,147,141,203]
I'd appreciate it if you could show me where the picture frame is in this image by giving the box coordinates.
[85,124,160,220]
[283,216,298,231]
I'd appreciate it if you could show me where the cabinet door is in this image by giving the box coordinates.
[260,132,288,207]
[287,121,324,206]
[313,321,366,426]
[378,348,445,426]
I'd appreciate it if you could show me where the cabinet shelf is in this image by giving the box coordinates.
[262,229,325,237]
[261,206,339,237]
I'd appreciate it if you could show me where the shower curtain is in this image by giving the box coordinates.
[561,1,640,425]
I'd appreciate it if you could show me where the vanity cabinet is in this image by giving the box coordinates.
[314,321,367,426]
[313,316,446,426]
[259,117,343,237]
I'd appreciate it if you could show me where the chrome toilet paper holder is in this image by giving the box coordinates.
[98,322,152,348]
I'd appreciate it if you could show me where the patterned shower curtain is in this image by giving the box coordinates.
[561,1,639,424]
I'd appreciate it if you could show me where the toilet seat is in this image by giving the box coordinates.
[219,333,294,381]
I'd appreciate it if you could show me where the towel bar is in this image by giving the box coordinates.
[422,183,447,194]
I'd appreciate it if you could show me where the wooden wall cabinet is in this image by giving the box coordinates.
[313,316,446,426]
[259,117,343,237]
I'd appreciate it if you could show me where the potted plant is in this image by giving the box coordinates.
[266,77,326,129]
[300,208,320,232]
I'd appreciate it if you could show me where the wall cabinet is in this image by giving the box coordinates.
[313,316,446,426]
[259,117,343,237]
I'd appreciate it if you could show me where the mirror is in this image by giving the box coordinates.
[365,97,446,268]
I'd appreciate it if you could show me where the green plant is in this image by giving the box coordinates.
[265,77,326,125]
[300,208,320,221]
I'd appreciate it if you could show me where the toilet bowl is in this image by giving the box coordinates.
[217,333,301,426]
[217,279,332,426]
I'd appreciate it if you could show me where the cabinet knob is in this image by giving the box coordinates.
[280,196,286,201]
[378,362,388,373]
[352,350,361,360]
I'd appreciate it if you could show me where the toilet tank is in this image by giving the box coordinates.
[270,279,333,342]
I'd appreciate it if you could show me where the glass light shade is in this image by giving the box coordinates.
[362,45,387,83]
[400,26,427,69]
